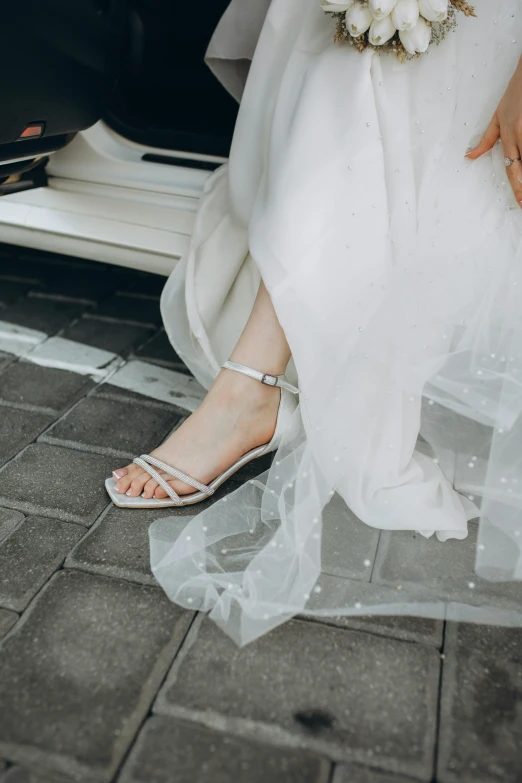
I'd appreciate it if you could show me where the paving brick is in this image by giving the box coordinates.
[62,318,154,357]
[0,444,115,526]
[134,330,190,372]
[321,493,380,581]
[372,526,522,611]
[0,608,18,638]
[0,362,94,414]
[93,361,205,414]
[66,477,245,585]
[0,282,33,308]
[333,763,418,782]
[0,252,60,285]
[0,352,15,372]
[88,294,162,327]
[0,508,24,544]
[301,573,445,648]
[41,397,183,460]
[0,516,84,611]
[0,298,85,335]
[438,623,522,783]
[92,382,179,412]
[123,274,167,299]
[33,269,118,305]
[0,570,193,781]
[0,768,75,783]
[0,407,54,467]
[119,715,331,783]
[155,617,440,781]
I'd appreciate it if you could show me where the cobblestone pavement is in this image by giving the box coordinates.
[0,243,521,783]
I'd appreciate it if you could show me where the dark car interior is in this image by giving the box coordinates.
[0,0,237,188]
[107,0,239,158]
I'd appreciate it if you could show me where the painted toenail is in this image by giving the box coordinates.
[113,470,125,479]
[126,489,133,496]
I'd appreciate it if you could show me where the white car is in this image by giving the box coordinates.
[0,0,236,277]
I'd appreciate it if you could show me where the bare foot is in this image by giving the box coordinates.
[111,367,281,499]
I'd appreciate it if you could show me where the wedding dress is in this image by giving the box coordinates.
[151,0,522,645]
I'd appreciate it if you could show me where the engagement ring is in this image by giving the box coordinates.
[505,157,521,167]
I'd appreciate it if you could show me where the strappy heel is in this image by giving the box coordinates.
[104,361,299,508]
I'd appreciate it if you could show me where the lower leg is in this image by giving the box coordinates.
[228,280,291,374]
[113,281,291,498]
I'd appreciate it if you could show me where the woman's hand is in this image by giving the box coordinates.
[466,56,522,207]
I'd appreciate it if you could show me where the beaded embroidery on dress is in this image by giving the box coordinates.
[153,0,522,645]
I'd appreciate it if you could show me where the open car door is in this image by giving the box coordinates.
[0,0,128,185]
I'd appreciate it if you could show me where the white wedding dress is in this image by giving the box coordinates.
[151,0,522,645]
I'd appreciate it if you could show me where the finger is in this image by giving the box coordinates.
[466,115,501,159]
[506,158,522,208]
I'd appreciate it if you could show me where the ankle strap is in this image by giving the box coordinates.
[222,361,299,395]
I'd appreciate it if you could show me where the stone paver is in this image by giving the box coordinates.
[0,767,75,783]
[66,479,244,586]
[0,608,18,638]
[333,763,419,782]
[0,516,84,611]
[0,352,14,372]
[41,397,183,460]
[0,570,193,781]
[0,249,60,286]
[154,617,440,781]
[437,623,522,783]
[0,408,54,467]
[88,294,162,327]
[307,613,443,648]
[119,715,331,783]
[0,244,520,783]
[125,274,166,299]
[0,298,84,334]
[373,527,522,611]
[321,493,380,581]
[0,509,24,544]
[62,319,155,357]
[0,362,94,414]
[0,282,34,308]
[134,330,189,372]
[33,268,118,305]
[0,444,115,525]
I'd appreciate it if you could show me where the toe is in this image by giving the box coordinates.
[115,463,141,494]
[142,477,159,499]
[128,472,152,497]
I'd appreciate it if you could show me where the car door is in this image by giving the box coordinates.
[0,0,128,185]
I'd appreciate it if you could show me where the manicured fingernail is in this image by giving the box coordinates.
[113,470,125,479]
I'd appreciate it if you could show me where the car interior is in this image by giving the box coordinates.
[1,0,238,190]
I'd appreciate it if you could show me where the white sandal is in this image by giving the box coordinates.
[104,361,299,509]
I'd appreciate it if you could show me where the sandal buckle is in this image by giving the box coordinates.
[261,373,278,386]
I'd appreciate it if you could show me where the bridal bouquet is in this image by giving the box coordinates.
[322,0,476,59]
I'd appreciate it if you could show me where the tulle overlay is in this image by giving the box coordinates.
[153,0,522,645]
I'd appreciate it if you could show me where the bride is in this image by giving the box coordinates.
[106,0,522,644]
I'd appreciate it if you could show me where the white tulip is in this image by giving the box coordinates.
[368,15,397,45]
[418,0,448,22]
[321,0,355,12]
[399,16,432,53]
[392,0,420,30]
[369,0,398,21]
[345,2,373,36]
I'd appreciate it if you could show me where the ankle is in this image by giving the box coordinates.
[214,367,280,409]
